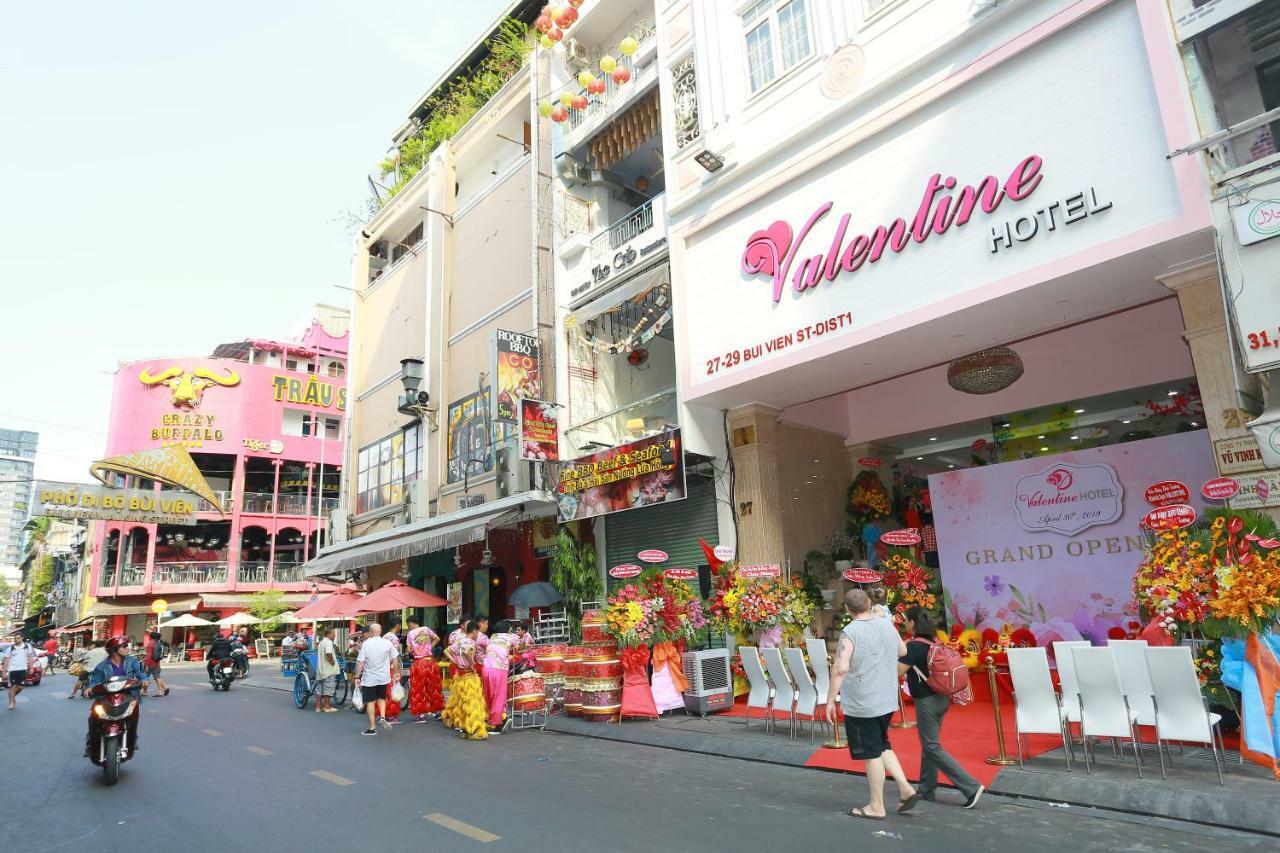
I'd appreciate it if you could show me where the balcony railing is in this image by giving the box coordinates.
[196,490,233,513]
[587,193,666,271]
[120,566,146,587]
[153,562,229,586]
[237,562,305,584]
[274,564,305,583]
[100,567,116,587]
[241,492,339,515]
[564,23,655,135]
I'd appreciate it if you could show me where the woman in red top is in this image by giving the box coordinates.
[44,638,59,673]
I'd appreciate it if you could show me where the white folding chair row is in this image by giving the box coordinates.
[1006,647,1073,770]
[739,645,828,741]
[738,647,773,732]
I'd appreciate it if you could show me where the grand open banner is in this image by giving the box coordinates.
[928,431,1218,645]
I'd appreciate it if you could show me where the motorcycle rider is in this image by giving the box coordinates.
[206,631,234,681]
[85,636,144,756]
[229,630,250,677]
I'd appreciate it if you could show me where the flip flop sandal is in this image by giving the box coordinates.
[898,794,921,813]
[848,808,885,821]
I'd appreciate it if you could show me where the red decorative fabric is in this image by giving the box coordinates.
[620,645,658,719]
[409,656,445,714]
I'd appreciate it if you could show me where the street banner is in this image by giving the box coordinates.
[32,480,199,526]
[556,430,685,522]
[492,329,542,423]
[518,398,559,461]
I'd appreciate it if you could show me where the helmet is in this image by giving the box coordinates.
[105,636,129,655]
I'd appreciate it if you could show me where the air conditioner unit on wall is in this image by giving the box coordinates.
[494,443,530,499]
[564,39,591,67]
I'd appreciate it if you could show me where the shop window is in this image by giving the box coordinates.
[282,409,341,440]
[742,0,812,94]
[355,423,421,514]
[565,267,677,454]
[326,360,346,378]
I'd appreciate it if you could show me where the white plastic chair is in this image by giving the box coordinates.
[1109,639,1156,727]
[1072,647,1143,776]
[1146,646,1226,784]
[761,647,798,739]
[806,638,833,706]
[784,647,820,743]
[1052,640,1092,726]
[738,647,773,732]
[1007,647,1072,770]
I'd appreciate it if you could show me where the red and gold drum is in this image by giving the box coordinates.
[510,673,546,712]
[581,611,608,645]
[563,646,583,717]
[580,645,622,681]
[535,643,566,677]
[580,676,622,723]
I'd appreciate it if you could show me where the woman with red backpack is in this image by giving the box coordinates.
[897,608,984,810]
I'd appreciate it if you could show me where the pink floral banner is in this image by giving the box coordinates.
[929,432,1218,645]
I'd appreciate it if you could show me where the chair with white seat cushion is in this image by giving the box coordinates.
[738,647,773,732]
[1072,646,1143,776]
[806,638,833,706]
[761,647,798,739]
[1146,646,1226,784]
[785,647,820,743]
[1109,639,1156,727]
[1052,640,1092,728]
[1007,647,1072,770]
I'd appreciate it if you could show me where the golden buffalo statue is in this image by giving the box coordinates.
[139,365,240,408]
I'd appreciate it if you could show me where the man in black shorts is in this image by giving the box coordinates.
[825,589,918,820]
[4,637,37,710]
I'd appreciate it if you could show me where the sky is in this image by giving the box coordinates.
[0,0,513,483]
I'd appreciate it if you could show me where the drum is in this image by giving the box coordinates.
[535,643,566,677]
[563,647,583,717]
[580,646,622,681]
[580,675,623,722]
[581,611,608,645]
[510,673,546,712]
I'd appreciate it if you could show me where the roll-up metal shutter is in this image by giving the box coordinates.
[605,474,719,589]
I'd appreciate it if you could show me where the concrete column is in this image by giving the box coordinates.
[727,404,787,566]
[845,442,895,491]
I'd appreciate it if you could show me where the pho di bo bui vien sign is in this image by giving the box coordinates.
[271,374,347,410]
[32,481,199,526]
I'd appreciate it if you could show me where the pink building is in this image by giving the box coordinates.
[89,307,349,638]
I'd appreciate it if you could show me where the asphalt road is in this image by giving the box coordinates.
[1,666,1271,853]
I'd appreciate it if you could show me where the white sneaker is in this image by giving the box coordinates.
[963,785,985,809]
[379,716,394,732]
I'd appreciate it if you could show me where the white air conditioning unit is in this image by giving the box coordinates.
[681,649,733,717]
[564,38,591,67]
[410,480,432,522]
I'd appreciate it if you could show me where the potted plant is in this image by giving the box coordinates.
[828,531,856,573]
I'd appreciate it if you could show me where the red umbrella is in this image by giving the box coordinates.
[292,587,366,620]
[354,580,448,613]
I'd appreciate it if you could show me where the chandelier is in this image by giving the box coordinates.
[947,346,1024,395]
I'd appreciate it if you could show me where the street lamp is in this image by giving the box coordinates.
[397,358,437,430]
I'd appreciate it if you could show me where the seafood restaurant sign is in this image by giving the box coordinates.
[928,432,1218,643]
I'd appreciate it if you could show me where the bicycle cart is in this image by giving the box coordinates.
[290,651,351,709]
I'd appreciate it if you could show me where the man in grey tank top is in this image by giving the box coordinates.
[825,589,918,820]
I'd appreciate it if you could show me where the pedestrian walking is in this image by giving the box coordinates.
[898,608,984,809]
[4,636,38,709]
[354,622,399,736]
[141,632,170,696]
[383,621,404,724]
[44,637,59,673]
[405,620,444,722]
[315,626,340,713]
[825,589,918,820]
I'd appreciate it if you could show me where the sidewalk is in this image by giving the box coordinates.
[546,710,1280,837]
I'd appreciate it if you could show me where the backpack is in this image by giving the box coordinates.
[912,639,973,705]
[150,640,167,663]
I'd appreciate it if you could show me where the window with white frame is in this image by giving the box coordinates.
[863,0,907,20]
[741,0,813,94]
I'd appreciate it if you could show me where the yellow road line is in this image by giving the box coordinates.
[424,813,500,843]
[245,746,273,756]
[311,770,355,786]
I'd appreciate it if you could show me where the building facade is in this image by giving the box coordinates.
[0,428,38,584]
[86,306,349,639]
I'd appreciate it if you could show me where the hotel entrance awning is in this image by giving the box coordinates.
[303,491,557,580]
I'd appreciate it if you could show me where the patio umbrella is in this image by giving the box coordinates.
[508,581,563,609]
[158,613,215,628]
[292,587,365,620]
[216,612,262,627]
[354,580,447,613]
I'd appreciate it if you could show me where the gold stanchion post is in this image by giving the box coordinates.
[984,656,1017,766]
[822,706,845,750]
[889,686,916,728]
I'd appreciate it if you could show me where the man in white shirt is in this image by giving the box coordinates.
[4,637,37,710]
[354,623,399,736]
[315,627,340,714]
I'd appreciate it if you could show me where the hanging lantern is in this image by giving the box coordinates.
[571,94,588,110]
[946,346,1025,395]
[558,6,578,26]
[628,348,649,367]
[577,70,595,89]
[619,36,640,56]
[551,105,569,123]
[559,91,574,107]
[538,101,554,118]
[568,0,583,6]
[539,33,554,49]
[548,26,564,42]
[600,54,617,73]
[612,67,631,85]
[589,78,606,95]
[535,14,552,33]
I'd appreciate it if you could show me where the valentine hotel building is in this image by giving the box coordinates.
[85,306,349,640]
[652,0,1270,635]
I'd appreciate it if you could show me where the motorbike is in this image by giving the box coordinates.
[88,676,141,786]
[231,646,250,679]
[209,657,236,691]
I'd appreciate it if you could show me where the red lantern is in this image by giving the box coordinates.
[548,26,564,42]
[568,0,583,6]
[550,105,569,123]
[571,94,588,110]
[535,14,552,32]
[559,6,578,25]
[611,67,631,85]
[590,79,607,95]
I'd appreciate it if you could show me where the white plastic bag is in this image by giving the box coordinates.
[390,681,406,704]
[351,686,364,712]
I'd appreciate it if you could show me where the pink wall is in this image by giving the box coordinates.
[783,299,1193,443]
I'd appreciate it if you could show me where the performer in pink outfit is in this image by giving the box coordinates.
[481,621,514,731]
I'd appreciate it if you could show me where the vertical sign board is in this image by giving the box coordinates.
[491,330,542,424]
[1226,177,1280,373]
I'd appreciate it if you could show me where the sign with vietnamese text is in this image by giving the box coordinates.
[609,564,642,579]
[842,568,883,584]
[881,529,922,547]
[1214,435,1267,475]
[1012,462,1124,535]
[1228,471,1280,510]
[1201,477,1241,501]
[270,374,346,410]
[518,399,559,462]
[556,431,686,522]
[857,457,882,468]
[1143,504,1196,531]
[638,550,669,563]
[492,330,542,423]
[32,481,198,526]
[712,544,735,561]
[737,564,781,579]
[1144,481,1190,507]
[664,568,698,581]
